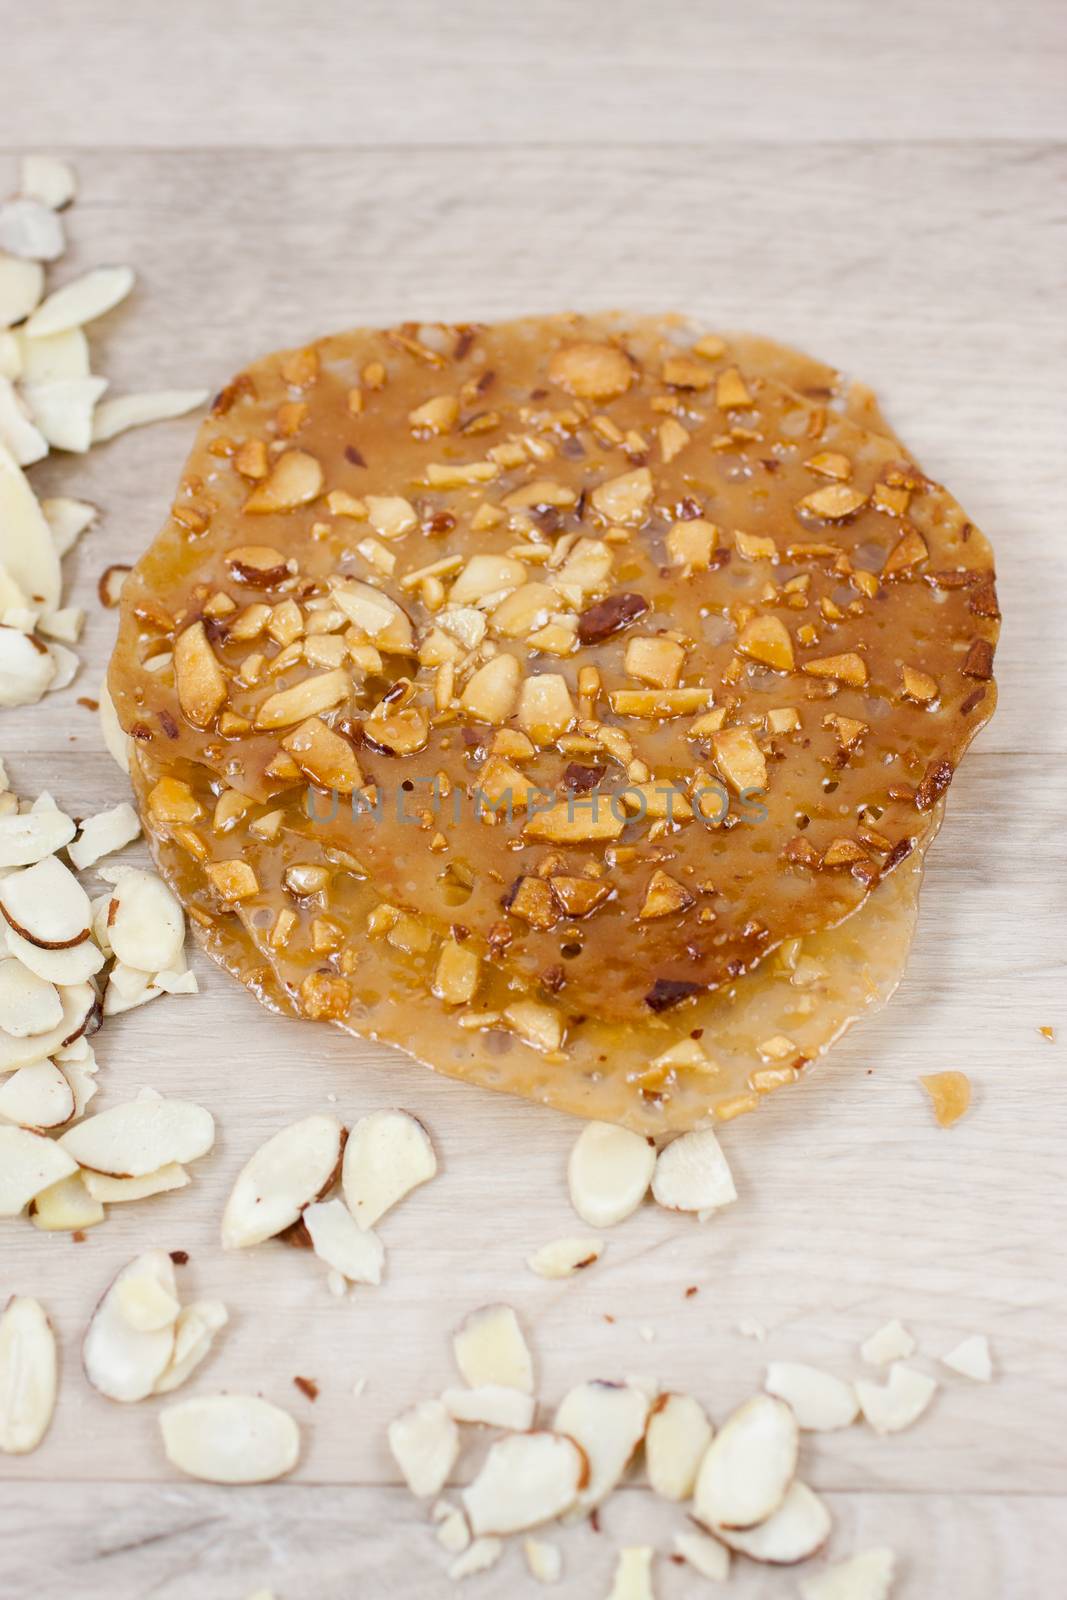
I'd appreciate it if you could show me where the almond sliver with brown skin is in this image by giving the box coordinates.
[0,1059,74,1129]
[83,1251,178,1401]
[0,1125,77,1214]
[59,1097,214,1177]
[81,1163,189,1203]
[694,1394,799,1531]
[66,802,140,870]
[527,1237,604,1278]
[0,1296,57,1454]
[340,1107,436,1229]
[463,1431,587,1535]
[645,1391,714,1501]
[0,958,63,1038]
[0,804,75,866]
[97,866,185,972]
[160,1393,300,1483]
[0,626,56,707]
[3,921,104,983]
[553,1380,649,1513]
[221,1114,345,1249]
[0,980,96,1074]
[0,854,90,949]
[713,1480,831,1565]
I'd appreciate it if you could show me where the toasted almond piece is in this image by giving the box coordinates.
[714,1480,831,1564]
[0,979,95,1074]
[254,666,350,730]
[31,1170,104,1231]
[153,1300,229,1395]
[25,265,134,338]
[388,1398,459,1496]
[524,1536,563,1584]
[523,799,624,844]
[606,1547,655,1600]
[553,1380,649,1512]
[44,494,97,557]
[303,1198,385,1285]
[60,1097,214,1178]
[20,156,76,211]
[0,1297,56,1453]
[441,1384,537,1430]
[340,1108,436,1231]
[90,388,208,443]
[221,1113,345,1249]
[860,1319,916,1366]
[83,1251,178,1401]
[453,1303,534,1393]
[464,1430,586,1535]
[737,613,795,671]
[160,1394,300,1483]
[0,199,65,262]
[0,254,44,328]
[567,1121,655,1228]
[674,1529,730,1580]
[0,803,75,866]
[331,577,414,651]
[855,1363,937,1434]
[590,467,653,526]
[711,726,767,794]
[449,1537,503,1580]
[694,1394,798,1530]
[0,1125,77,1215]
[798,484,868,520]
[764,1363,859,1430]
[527,1237,604,1279]
[173,619,227,727]
[0,625,55,706]
[940,1333,993,1382]
[799,1547,897,1600]
[645,1391,714,1500]
[548,342,632,402]
[243,448,323,513]
[651,1128,736,1214]
[802,651,868,687]
[460,652,520,724]
[115,1271,181,1333]
[0,1059,74,1129]
[0,957,63,1038]
[98,865,185,971]
[66,802,140,869]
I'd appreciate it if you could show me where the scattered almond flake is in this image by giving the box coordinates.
[441,1384,536,1430]
[24,264,135,338]
[0,255,45,328]
[764,1362,859,1431]
[606,1546,655,1600]
[554,1379,650,1513]
[340,1107,437,1230]
[37,605,85,644]
[940,1334,993,1382]
[326,1269,348,1300]
[651,1127,736,1214]
[0,624,55,705]
[303,1197,384,1286]
[673,1528,730,1582]
[452,1303,534,1393]
[115,1270,181,1333]
[645,1391,713,1500]
[0,376,49,463]
[152,1300,228,1394]
[96,865,185,972]
[24,375,107,451]
[448,1537,503,1581]
[713,1479,831,1565]
[59,1096,214,1178]
[30,1170,104,1232]
[0,1125,77,1215]
[388,1398,459,1497]
[65,801,140,869]
[693,1394,798,1531]
[919,1070,971,1127]
[83,1251,179,1401]
[0,200,65,263]
[91,388,208,443]
[860,1319,916,1366]
[567,1121,655,1228]
[221,1114,345,1249]
[855,1363,937,1435]
[160,1393,300,1483]
[0,1296,57,1454]
[799,1546,897,1600]
[0,442,61,606]
[42,495,97,557]
[435,1502,471,1555]
[463,1430,586,1535]
[0,957,64,1038]
[98,681,130,773]
[46,638,80,692]
[527,1236,605,1278]
[525,1537,563,1584]
[0,978,94,1074]
[0,1059,75,1130]
[20,155,76,211]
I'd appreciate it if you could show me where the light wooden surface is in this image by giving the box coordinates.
[1,4,1066,1596]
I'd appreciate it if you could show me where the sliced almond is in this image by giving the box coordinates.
[0,1125,77,1214]
[83,1251,178,1401]
[303,1198,384,1285]
[0,255,45,329]
[388,1397,459,1496]
[673,1529,730,1582]
[0,199,65,261]
[449,1538,503,1580]
[0,804,75,866]
[153,1300,229,1395]
[645,1391,713,1500]
[855,1364,937,1434]
[605,1547,655,1600]
[66,802,140,869]
[0,1059,74,1129]
[330,577,413,651]
[0,980,95,1073]
[42,495,97,558]
[20,156,76,211]
[98,680,130,773]
[115,1271,181,1333]
[98,865,185,971]
[651,1128,736,1214]
[243,448,323,513]
[527,1237,604,1279]
[940,1334,993,1382]
[0,1296,56,1454]
[0,957,63,1038]
[0,443,61,608]
[441,1384,537,1430]
[0,374,47,464]
[463,1430,586,1535]
[25,265,135,338]
[524,1537,563,1584]
[30,1170,104,1232]
[24,375,108,451]
[341,1107,437,1230]
[3,921,103,985]
[92,389,207,443]
[59,1096,214,1178]
[567,1121,655,1228]
[0,625,55,706]
[553,1380,649,1512]
[860,1319,915,1366]
[174,619,227,728]
[764,1363,859,1430]
[693,1394,799,1530]
[799,1546,896,1600]
[160,1394,300,1483]
[221,1114,345,1249]
[714,1480,831,1564]
[81,1164,189,1203]
[452,1303,534,1393]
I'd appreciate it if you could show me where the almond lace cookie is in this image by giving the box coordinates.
[108,314,997,1129]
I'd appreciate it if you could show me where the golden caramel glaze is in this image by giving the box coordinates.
[109,314,998,1049]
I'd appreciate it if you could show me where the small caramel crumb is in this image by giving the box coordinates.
[1037,1026,1055,1042]
[920,1071,971,1127]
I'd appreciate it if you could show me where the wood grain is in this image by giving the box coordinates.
[1,34,1065,1599]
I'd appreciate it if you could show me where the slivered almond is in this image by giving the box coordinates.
[174,621,227,727]
[153,1300,229,1394]
[714,1480,831,1564]
[606,1548,655,1600]
[452,1304,534,1393]
[82,1164,189,1203]
[553,1380,649,1512]
[303,1198,384,1285]
[645,1392,714,1501]
[282,715,363,793]
[548,342,632,402]
[66,802,140,869]
[463,1431,586,1535]
[0,1126,77,1215]
[341,1108,437,1230]
[882,526,928,577]
[673,1529,730,1582]
[221,1114,345,1249]
[693,1394,798,1530]
[590,467,652,526]
[711,726,767,794]
[99,866,185,972]
[30,1171,104,1232]
[0,854,90,949]
[441,1385,536,1430]
[764,1363,859,1430]
[254,667,349,730]
[567,1121,655,1228]
[799,1547,897,1600]
[527,1237,604,1279]
[737,613,795,671]
[0,803,75,866]
[388,1398,459,1496]
[855,1364,937,1434]
[651,1128,736,1214]
[0,1297,56,1453]
[59,1096,214,1178]
[860,1319,916,1366]
[0,1059,74,1129]
[83,1251,178,1401]
[160,1394,300,1483]
[24,265,134,338]
[0,957,63,1038]
[940,1334,992,1382]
